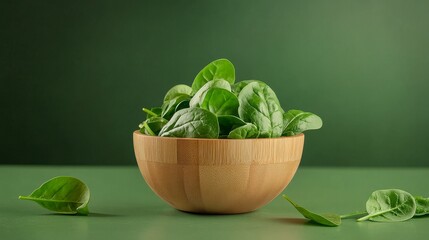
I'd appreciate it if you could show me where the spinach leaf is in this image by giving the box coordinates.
[175,99,190,112]
[227,123,259,139]
[339,211,368,219]
[232,80,264,95]
[140,117,168,136]
[414,196,429,216]
[357,189,416,222]
[164,84,192,102]
[161,94,191,120]
[191,59,235,94]
[159,108,219,138]
[283,195,341,227]
[19,176,90,215]
[217,115,246,136]
[200,88,239,116]
[238,82,284,138]
[189,79,231,108]
[282,110,323,136]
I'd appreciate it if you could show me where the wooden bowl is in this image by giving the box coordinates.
[133,131,304,214]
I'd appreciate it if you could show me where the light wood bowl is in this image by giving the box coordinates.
[133,131,304,214]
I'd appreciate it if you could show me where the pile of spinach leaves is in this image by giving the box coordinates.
[139,59,322,138]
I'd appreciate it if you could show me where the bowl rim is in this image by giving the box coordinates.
[133,130,304,141]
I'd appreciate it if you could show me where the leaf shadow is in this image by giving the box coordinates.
[89,212,121,217]
[269,217,334,227]
[41,212,121,217]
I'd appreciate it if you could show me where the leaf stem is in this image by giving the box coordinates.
[357,207,398,222]
[143,108,158,117]
[19,196,83,204]
[143,121,156,136]
[340,211,367,219]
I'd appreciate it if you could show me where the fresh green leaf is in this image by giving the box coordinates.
[227,123,259,139]
[161,94,191,120]
[159,108,219,138]
[357,189,416,222]
[232,80,264,95]
[19,176,90,215]
[339,211,368,219]
[217,115,246,136]
[200,88,239,116]
[238,82,284,138]
[283,195,341,227]
[414,196,429,216]
[189,79,231,108]
[140,117,168,136]
[191,59,235,94]
[175,100,190,112]
[164,84,192,102]
[282,110,322,136]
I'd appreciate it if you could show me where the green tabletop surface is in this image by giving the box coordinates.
[1,166,427,240]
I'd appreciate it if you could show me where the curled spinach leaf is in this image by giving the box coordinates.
[414,196,429,216]
[140,117,168,136]
[19,176,90,215]
[200,88,239,116]
[175,99,190,112]
[232,80,265,95]
[164,84,192,102]
[161,94,191,120]
[282,110,323,136]
[191,59,235,94]
[217,115,246,136]
[227,123,259,139]
[357,189,416,222]
[238,82,284,138]
[283,195,341,227]
[159,108,219,138]
[189,79,231,108]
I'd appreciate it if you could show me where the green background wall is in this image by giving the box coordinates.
[2,0,428,166]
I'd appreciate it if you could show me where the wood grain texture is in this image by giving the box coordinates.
[133,131,304,214]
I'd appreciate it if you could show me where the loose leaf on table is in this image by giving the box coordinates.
[414,196,429,216]
[238,82,284,138]
[191,58,235,94]
[161,94,191,120]
[227,123,259,139]
[339,211,368,219]
[217,115,246,136]
[189,79,232,108]
[283,195,341,226]
[19,176,90,215]
[159,108,219,138]
[200,88,239,116]
[282,110,323,136]
[164,84,192,102]
[357,189,416,222]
